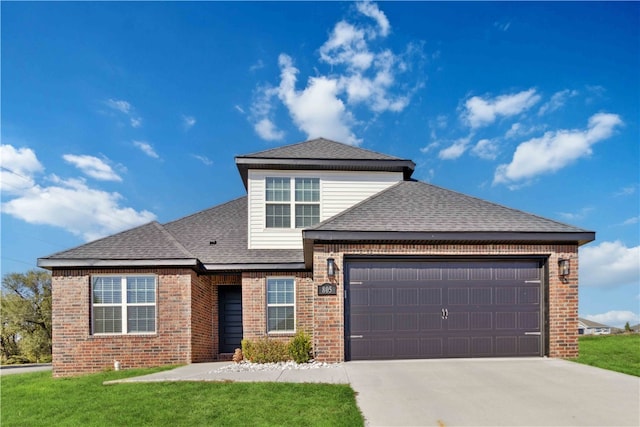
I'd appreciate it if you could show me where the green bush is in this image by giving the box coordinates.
[288,330,313,363]
[242,338,290,363]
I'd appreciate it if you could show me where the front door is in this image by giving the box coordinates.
[219,285,243,354]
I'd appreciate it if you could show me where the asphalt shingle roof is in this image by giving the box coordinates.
[309,181,590,234]
[238,137,402,160]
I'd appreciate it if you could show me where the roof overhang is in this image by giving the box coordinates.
[203,262,307,272]
[302,230,596,268]
[37,258,201,270]
[235,158,416,189]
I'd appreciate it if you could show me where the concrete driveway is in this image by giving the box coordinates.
[0,363,52,376]
[114,358,639,426]
[345,358,640,427]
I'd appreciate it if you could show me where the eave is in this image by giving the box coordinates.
[302,230,596,268]
[37,258,201,270]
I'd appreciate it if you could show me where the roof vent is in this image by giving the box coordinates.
[209,240,217,245]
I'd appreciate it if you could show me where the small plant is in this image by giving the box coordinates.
[288,330,313,363]
[232,348,243,363]
[241,338,290,363]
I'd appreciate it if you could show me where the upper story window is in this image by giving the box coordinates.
[265,177,319,229]
[92,275,156,335]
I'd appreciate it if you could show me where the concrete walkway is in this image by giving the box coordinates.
[0,363,52,376]
[109,358,640,427]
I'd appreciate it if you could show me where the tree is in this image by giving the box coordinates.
[1,270,52,363]
[624,321,631,333]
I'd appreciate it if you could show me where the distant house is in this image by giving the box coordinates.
[630,324,640,333]
[578,318,612,335]
[38,138,595,377]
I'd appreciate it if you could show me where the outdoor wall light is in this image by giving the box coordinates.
[558,258,570,283]
[327,257,336,280]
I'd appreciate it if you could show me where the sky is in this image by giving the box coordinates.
[2,1,638,328]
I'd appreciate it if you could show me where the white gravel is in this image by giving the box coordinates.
[210,360,342,373]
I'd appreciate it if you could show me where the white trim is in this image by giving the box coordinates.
[91,274,158,335]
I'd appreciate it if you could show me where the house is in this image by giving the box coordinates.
[577,318,613,335]
[38,138,595,377]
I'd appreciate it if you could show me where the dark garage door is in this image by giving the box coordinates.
[346,260,544,360]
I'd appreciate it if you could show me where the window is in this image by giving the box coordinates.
[92,276,156,334]
[265,177,319,229]
[266,177,291,228]
[266,278,295,332]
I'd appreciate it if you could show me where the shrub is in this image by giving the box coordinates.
[288,330,313,363]
[242,338,290,363]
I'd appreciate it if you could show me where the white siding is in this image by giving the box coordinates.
[248,170,402,249]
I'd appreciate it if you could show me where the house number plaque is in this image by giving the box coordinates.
[317,283,337,296]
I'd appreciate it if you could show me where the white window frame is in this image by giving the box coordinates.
[266,277,296,334]
[91,275,157,335]
[265,177,320,229]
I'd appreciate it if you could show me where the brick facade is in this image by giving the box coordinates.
[311,242,580,361]
[51,242,580,376]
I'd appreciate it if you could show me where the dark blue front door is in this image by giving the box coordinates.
[219,286,243,353]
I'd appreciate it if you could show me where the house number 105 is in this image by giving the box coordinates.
[317,283,337,296]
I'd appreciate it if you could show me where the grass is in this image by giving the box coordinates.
[572,334,640,377]
[1,367,364,427]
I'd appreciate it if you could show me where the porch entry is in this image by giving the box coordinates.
[218,285,243,353]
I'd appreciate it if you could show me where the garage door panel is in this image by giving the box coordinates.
[470,312,493,330]
[396,288,419,305]
[448,288,469,305]
[370,288,393,306]
[420,288,442,305]
[495,336,518,355]
[471,337,493,356]
[448,337,470,357]
[447,312,469,330]
[420,313,444,330]
[496,312,517,329]
[396,313,419,331]
[347,260,543,360]
[519,312,540,330]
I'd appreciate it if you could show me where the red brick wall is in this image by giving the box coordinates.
[190,272,213,362]
[51,268,194,377]
[311,243,580,362]
[241,271,314,345]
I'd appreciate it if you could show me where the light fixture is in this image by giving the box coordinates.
[558,258,570,282]
[327,258,336,280]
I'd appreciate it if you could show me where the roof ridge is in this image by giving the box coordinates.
[151,221,196,259]
[238,137,404,160]
[164,196,247,227]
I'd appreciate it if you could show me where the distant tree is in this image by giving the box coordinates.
[1,270,52,363]
[624,321,631,332]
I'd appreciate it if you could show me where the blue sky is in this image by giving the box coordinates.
[2,1,638,327]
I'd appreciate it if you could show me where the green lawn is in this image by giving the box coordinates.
[572,334,640,377]
[1,368,364,426]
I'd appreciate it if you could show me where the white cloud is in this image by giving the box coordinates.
[106,99,131,114]
[132,141,159,159]
[614,184,637,197]
[250,1,421,144]
[254,118,285,141]
[192,154,213,166]
[558,207,594,221]
[579,240,639,288]
[584,311,640,329]
[620,216,639,226]
[182,115,196,131]
[105,98,142,128]
[250,59,265,72]
[494,113,622,186]
[462,89,541,129]
[0,144,43,195]
[62,154,122,182]
[493,21,511,32]
[438,135,472,160]
[356,0,390,37]
[234,105,246,114]
[471,139,499,160]
[538,89,578,116]
[2,175,155,242]
[277,54,360,145]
